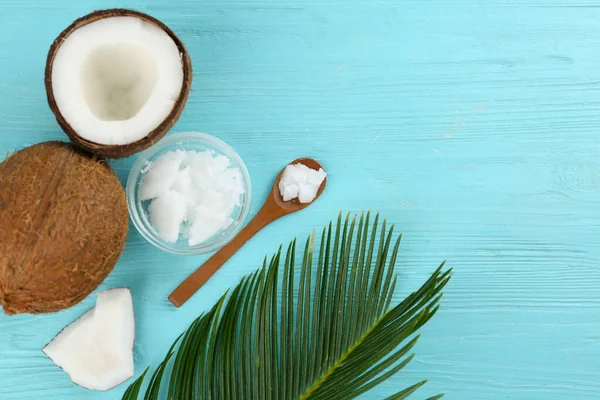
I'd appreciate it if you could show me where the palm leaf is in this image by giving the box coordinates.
[123,212,451,400]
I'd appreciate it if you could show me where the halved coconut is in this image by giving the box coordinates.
[45,9,192,158]
[43,288,135,391]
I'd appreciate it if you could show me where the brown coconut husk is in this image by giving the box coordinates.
[44,9,193,159]
[0,142,128,315]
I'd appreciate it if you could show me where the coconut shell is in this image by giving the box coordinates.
[0,142,128,315]
[45,9,193,159]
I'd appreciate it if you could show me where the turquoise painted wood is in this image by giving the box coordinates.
[1,0,600,398]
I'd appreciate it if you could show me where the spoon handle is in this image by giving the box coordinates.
[168,200,284,307]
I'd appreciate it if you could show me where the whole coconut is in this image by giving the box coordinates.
[0,142,128,315]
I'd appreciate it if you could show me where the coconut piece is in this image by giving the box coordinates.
[0,142,128,315]
[298,183,320,203]
[139,150,186,200]
[278,163,327,204]
[189,150,216,189]
[45,9,193,158]
[281,184,299,201]
[148,190,187,242]
[185,187,238,246]
[214,167,244,194]
[212,154,231,173]
[188,205,228,246]
[171,164,193,196]
[43,288,135,391]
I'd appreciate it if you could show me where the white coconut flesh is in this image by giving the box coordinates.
[42,288,135,391]
[51,16,184,145]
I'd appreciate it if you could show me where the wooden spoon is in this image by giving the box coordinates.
[168,158,327,307]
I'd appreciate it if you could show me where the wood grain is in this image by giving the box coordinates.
[1,0,600,398]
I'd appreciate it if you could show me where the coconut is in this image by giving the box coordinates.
[0,142,128,315]
[43,288,135,391]
[45,9,192,158]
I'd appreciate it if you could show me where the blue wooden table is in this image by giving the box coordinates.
[1,1,600,399]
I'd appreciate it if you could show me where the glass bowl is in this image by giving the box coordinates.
[126,132,252,255]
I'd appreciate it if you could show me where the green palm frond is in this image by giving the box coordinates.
[123,212,451,400]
